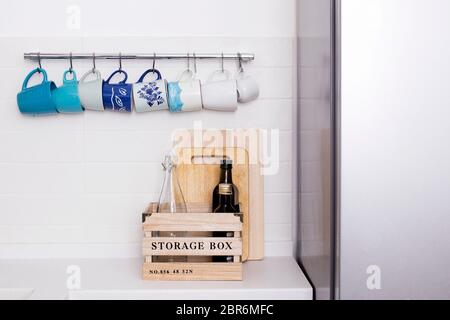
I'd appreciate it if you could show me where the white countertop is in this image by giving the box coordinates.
[0,257,312,300]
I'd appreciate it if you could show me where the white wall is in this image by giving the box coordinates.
[0,0,296,37]
[0,0,297,259]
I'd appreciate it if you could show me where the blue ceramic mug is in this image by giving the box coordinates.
[102,70,133,112]
[17,68,58,115]
[52,70,83,113]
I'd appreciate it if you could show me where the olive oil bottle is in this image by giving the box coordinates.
[213,183,238,262]
[212,160,240,212]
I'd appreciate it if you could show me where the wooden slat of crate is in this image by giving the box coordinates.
[143,203,214,237]
[143,237,242,256]
[142,203,212,224]
[143,213,242,232]
[187,202,212,213]
[143,202,212,215]
[142,262,243,281]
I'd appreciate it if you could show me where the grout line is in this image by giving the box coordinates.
[0,128,294,134]
[0,65,295,71]
[0,191,293,197]
[0,223,293,229]
[0,160,294,164]
[0,192,296,196]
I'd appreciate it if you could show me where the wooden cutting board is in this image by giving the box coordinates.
[172,129,264,261]
[175,147,249,262]
[247,157,264,260]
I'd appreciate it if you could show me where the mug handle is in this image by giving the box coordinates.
[137,69,162,83]
[208,69,231,82]
[106,70,128,84]
[63,69,78,84]
[22,68,47,90]
[178,69,195,82]
[80,69,101,83]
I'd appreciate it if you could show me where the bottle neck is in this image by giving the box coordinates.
[164,167,172,177]
[158,163,187,214]
[220,168,233,183]
[162,167,173,189]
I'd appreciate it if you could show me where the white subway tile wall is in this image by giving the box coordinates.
[0,36,296,258]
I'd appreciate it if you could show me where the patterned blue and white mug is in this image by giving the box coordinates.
[102,70,133,112]
[133,69,168,112]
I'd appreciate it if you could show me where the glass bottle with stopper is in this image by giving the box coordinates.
[156,154,187,262]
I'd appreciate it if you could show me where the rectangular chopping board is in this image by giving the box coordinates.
[172,129,264,261]
[175,147,249,262]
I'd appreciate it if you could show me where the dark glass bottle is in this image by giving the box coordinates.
[213,183,238,263]
[212,160,240,212]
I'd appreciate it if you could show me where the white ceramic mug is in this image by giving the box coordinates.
[78,69,104,111]
[133,69,169,113]
[168,70,202,112]
[236,71,259,103]
[201,70,238,112]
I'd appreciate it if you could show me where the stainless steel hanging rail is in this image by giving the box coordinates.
[24,52,255,61]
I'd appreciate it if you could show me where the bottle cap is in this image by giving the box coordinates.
[220,159,233,169]
[218,183,233,195]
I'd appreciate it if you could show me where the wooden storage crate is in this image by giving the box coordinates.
[142,203,243,281]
